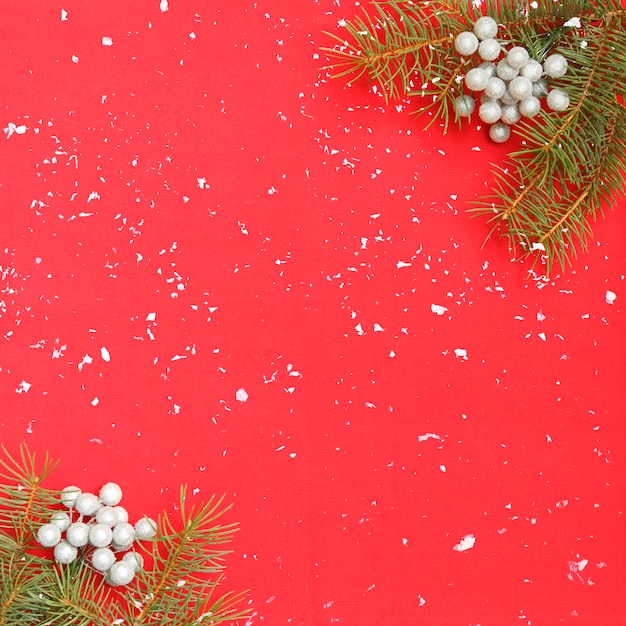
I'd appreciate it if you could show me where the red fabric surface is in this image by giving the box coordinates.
[1,1,625,624]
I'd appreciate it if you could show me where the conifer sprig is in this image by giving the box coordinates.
[0,445,250,626]
[322,0,626,274]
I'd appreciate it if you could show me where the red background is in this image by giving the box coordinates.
[1,1,625,624]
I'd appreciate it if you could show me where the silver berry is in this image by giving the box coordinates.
[546,88,570,111]
[99,482,123,506]
[478,38,501,61]
[500,103,521,125]
[60,485,81,509]
[473,16,498,41]
[75,492,101,517]
[489,122,511,143]
[107,561,135,586]
[92,547,116,572]
[465,67,489,91]
[37,523,62,547]
[66,521,90,547]
[543,54,568,78]
[454,94,475,117]
[519,96,542,117]
[54,540,78,564]
[507,46,530,69]
[454,31,479,56]
[479,100,502,124]
[508,76,533,101]
[134,517,157,540]
[89,523,114,548]
[520,59,543,82]
[484,76,506,100]
[496,59,519,81]
[532,78,549,98]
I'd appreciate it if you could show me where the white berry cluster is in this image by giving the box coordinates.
[35,482,157,587]
[452,16,570,142]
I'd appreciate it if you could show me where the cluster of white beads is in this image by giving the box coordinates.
[36,482,157,587]
[453,16,570,142]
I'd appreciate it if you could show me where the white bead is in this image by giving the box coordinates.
[454,31,479,56]
[75,492,101,517]
[112,522,135,549]
[543,54,568,78]
[66,521,90,547]
[484,76,506,100]
[532,78,549,98]
[473,16,498,40]
[60,485,81,509]
[478,61,497,77]
[107,561,135,586]
[37,523,62,547]
[479,100,502,124]
[99,482,123,506]
[92,547,116,572]
[465,68,489,91]
[122,551,145,572]
[112,506,129,524]
[489,122,511,143]
[520,59,543,82]
[496,59,519,81]
[134,517,157,540]
[50,511,71,532]
[96,506,119,527]
[89,523,114,548]
[500,103,521,125]
[519,96,542,117]
[500,89,518,106]
[547,88,570,111]
[478,38,501,61]
[454,94,475,117]
[54,540,78,564]
[507,46,530,69]
[508,76,533,101]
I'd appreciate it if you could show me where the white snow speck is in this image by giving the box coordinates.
[61,8,68,20]
[160,0,169,12]
[236,388,249,403]
[431,304,448,316]
[101,347,111,362]
[418,433,441,442]
[605,290,617,305]
[373,323,385,332]
[91,397,100,406]
[396,260,412,268]
[16,381,32,394]
[102,36,113,46]
[453,534,476,552]
[564,16,581,27]
[72,55,79,63]
[531,242,545,251]
[454,348,468,360]
[4,123,28,138]
[146,312,156,321]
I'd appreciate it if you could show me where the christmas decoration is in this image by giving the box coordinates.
[0,444,249,625]
[322,0,626,275]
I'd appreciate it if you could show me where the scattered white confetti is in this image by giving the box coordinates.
[431,304,448,316]
[4,123,28,138]
[354,323,365,336]
[16,381,32,394]
[373,323,385,332]
[72,55,79,63]
[236,388,249,403]
[101,347,111,362]
[102,36,113,46]
[564,16,582,27]
[439,464,447,472]
[26,420,35,434]
[91,397,100,406]
[197,177,208,189]
[418,594,426,607]
[159,0,168,12]
[418,433,441,442]
[146,312,156,321]
[537,310,546,321]
[538,332,547,341]
[556,499,569,508]
[78,354,93,371]
[396,260,412,268]
[454,348,468,360]
[453,534,476,552]
[61,8,68,20]
[605,290,617,305]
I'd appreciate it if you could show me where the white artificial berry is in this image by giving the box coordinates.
[134,517,157,540]
[92,547,116,572]
[50,511,71,532]
[532,78,549,98]
[75,492,101,517]
[66,521,91,547]
[500,103,521,125]
[454,94,475,117]
[122,551,145,572]
[96,506,119,527]
[489,122,511,143]
[89,523,114,548]
[454,31,479,56]
[496,59,519,81]
[478,61,497,77]
[500,89,518,106]
[484,76,506,100]
[520,59,543,82]
[543,53,568,78]
[37,523,62,547]
[479,100,502,124]
[508,76,533,101]
[112,522,135,549]
[547,88,570,111]
[507,46,530,69]
[99,482,123,506]
[465,67,489,91]
[519,96,542,117]
[60,486,81,509]
[112,506,129,524]
[107,561,135,586]
[478,38,501,61]
[54,540,78,564]
[473,16,498,40]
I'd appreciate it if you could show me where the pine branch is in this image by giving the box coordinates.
[322,0,626,274]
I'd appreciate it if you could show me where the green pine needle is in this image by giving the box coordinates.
[322,0,626,275]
